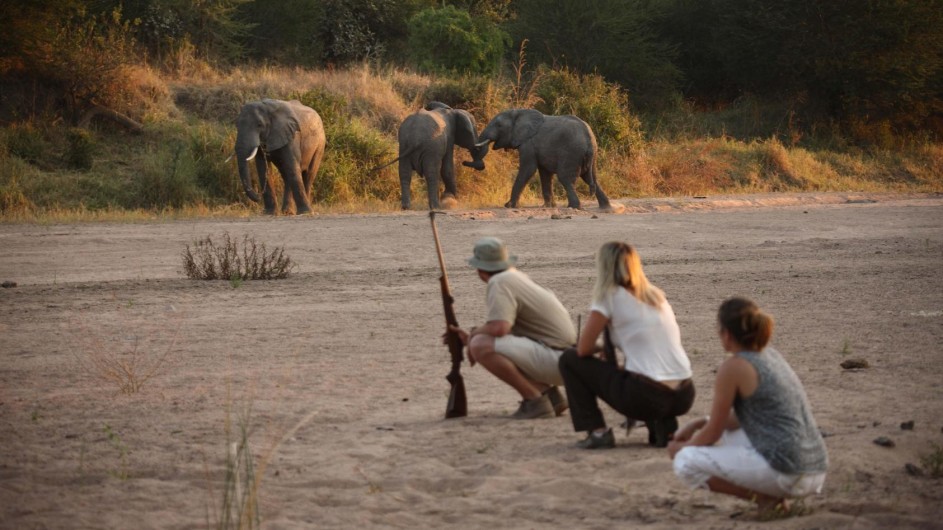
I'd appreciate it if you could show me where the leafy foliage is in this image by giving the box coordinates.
[408,6,509,74]
[317,0,432,64]
[423,75,495,111]
[239,0,325,66]
[97,0,253,65]
[12,5,139,120]
[533,66,643,152]
[661,0,943,137]
[66,128,96,171]
[509,0,681,107]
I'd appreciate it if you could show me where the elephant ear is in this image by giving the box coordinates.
[510,109,544,148]
[263,99,299,151]
[425,101,451,111]
[452,110,478,149]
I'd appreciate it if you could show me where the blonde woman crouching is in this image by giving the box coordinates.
[559,242,695,449]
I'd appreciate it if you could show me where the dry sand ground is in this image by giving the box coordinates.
[1,192,942,529]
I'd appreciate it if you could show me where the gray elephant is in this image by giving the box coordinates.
[476,109,614,211]
[396,102,489,210]
[234,99,326,215]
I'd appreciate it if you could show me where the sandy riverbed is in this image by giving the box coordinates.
[1,192,941,529]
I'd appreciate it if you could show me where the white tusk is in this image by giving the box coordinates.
[224,153,234,163]
[245,147,259,161]
[475,139,491,148]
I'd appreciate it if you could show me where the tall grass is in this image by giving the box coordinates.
[1,62,941,222]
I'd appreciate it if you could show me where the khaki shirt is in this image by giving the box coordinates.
[486,268,576,349]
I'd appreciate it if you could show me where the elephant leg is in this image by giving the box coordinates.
[399,159,413,210]
[424,158,443,210]
[282,183,293,214]
[274,155,311,215]
[580,168,611,209]
[557,167,582,209]
[255,154,277,215]
[288,170,312,215]
[506,155,538,208]
[538,167,555,207]
[441,151,457,200]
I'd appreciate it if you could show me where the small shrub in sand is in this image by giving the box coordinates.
[922,443,943,478]
[182,233,294,281]
[70,307,181,395]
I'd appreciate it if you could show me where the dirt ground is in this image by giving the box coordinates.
[1,191,942,529]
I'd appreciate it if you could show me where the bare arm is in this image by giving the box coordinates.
[668,356,752,458]
[577,310,608,357]
[449,320,511,343]
[470,320,511,339]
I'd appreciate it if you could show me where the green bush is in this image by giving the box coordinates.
[422,74,495,114]
[408,6,509,75]
[131,142,203,209]
[293,88,348,131]
[66,128,95,171]
[534,66,643,153]
[316,117,397,204]
[510,0,681,107]
[188,124,242,204]
[6,124,47,164]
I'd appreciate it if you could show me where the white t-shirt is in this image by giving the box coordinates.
[590,287,692,381]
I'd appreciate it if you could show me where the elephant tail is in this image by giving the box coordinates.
[370,146,419,173]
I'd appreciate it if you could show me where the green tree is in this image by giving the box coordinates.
[9,3,139,122]
[408,5,510,74]
[239,0,325,66]
[708,0,943,133]
[444,0,512,23]
[509,0,680,107]
[92,0,252,64]
[318,0,433,64]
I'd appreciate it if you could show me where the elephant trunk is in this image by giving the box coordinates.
[235,133,262,203]
[463,141,489,171]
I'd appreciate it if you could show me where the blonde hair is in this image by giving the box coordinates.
[593,242,665,308]
[717,297,774,351]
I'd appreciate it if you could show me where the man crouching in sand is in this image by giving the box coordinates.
[447,237,576,419]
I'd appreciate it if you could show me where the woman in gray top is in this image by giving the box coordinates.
[668,297,828,515]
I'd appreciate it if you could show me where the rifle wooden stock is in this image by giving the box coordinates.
[430,211,468,419]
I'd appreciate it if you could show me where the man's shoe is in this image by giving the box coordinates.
[646,416,679,448]
[511,394,554,419]
[576,428,616,449]
[544,386,568,416]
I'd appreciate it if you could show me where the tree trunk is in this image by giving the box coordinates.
[78,105,144,134]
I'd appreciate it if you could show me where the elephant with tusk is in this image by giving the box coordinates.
[233,99,326,215]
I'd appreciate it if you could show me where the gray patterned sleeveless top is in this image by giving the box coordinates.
[734,348,829,474]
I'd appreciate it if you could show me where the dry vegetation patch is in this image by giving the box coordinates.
[182,233,294,282]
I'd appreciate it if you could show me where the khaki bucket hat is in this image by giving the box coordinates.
[467,237,517,272]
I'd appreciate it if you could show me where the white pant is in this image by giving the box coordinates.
[494,335,565,386]
[674,428,826,499]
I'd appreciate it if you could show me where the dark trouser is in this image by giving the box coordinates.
[558,349,695,432]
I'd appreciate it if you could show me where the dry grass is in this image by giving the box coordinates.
[182,233,294,281]
[3,62,942,224]
[69,306,181,395]
[207,347,320,529]
[174,64,414,133]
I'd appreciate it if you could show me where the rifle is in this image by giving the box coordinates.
[603,326,617,366]
[429,211,468,419]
